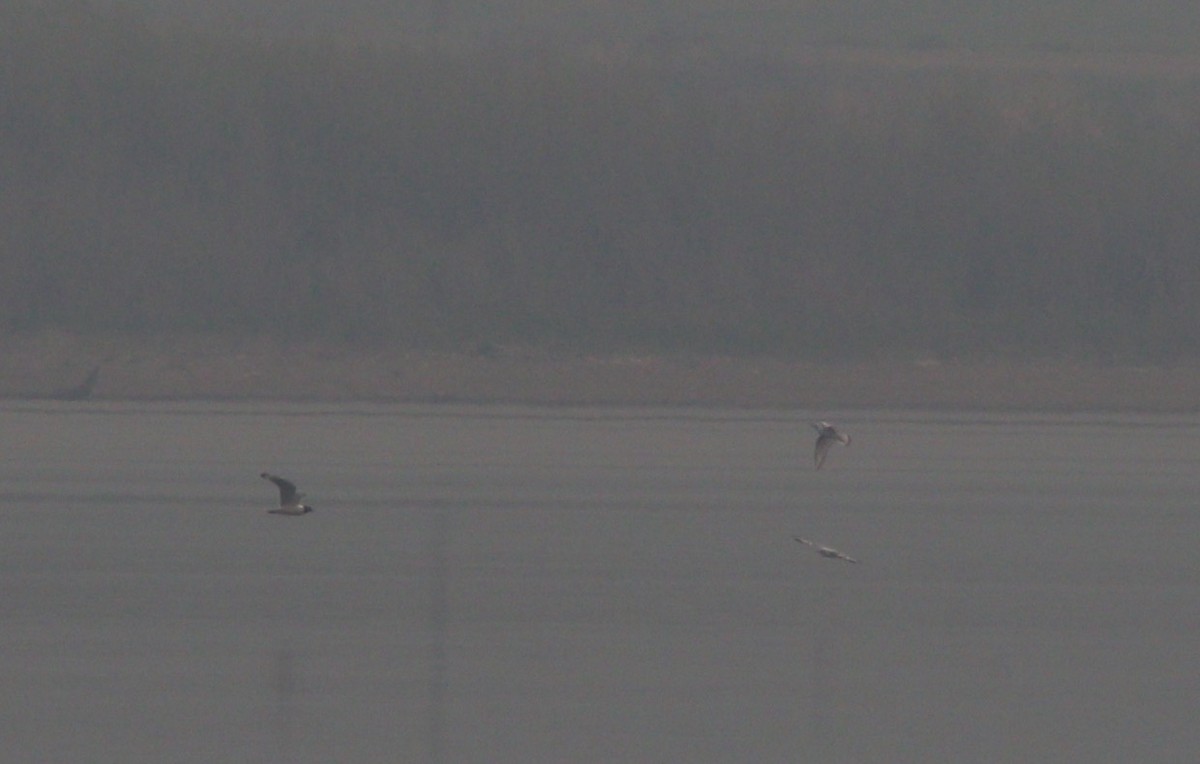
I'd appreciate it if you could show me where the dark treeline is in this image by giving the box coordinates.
[5,2,1200,360]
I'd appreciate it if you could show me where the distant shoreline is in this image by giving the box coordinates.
[2,334,1199,413]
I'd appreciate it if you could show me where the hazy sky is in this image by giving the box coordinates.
[9,0,1200,358]
[107,1,1200,54]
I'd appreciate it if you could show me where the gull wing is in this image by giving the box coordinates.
[814,432,836,469]
[822,548,859,564]
[795,535,859,563]
[261,472,299,506]
[812,422,850,470]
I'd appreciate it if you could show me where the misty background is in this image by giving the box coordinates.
[5,1,1200,361]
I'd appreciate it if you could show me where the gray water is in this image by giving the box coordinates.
[2,402,1198,763]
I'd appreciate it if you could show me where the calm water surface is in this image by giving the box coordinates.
[1,402,1198,763]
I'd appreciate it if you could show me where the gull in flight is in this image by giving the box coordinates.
[811,421,851,470]
[793,536,859,563]
[260,473,314,515]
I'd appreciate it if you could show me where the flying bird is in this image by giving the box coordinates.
[811,421,851,470]
[260,473,314,515]
[793,535,859,563]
